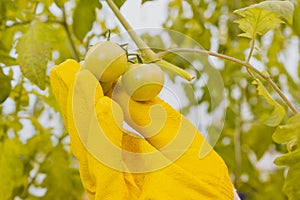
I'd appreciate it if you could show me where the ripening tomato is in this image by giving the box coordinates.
[85,41,127,82]
[121,63,164,101]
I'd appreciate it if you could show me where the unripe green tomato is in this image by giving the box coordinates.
[121,63,164,101]
[85,41,127,82]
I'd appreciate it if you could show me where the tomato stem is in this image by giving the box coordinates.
[246,39,255,63]
[62,6,80,61]
[156,60,195,81]
[105,0,158,61]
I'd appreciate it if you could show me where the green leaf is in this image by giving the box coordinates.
[274,149,300,166]
[40,144,83,199]
[0,50,17,66]
[142,0,153,4]
[273,114,300,199]
[10,82,29,107]
[293,5,300,37]
[0,68,11,104]
[16,21,52,90]
[0,25,28,52]
[114,0,126,8]
[94,0,102,9]
[281,161,300,199]
[241,1,294,24]
[251,169,286,200]
[54,0,66,8]
[6,117,23,132]
[243,124,275,159]
[39,0,54,7]
[49,25,75,63]
[0,0,6,23]
[0,138,29,199]
[7,0,35,22]
[234,1,294,39]
[72,0,101,41]
[27,122,53,154]
[272,114,300,144]
[234,8,283,39]
[252,80,285,127]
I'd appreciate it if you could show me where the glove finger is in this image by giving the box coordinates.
[111,82,203,151]
[50,59,83,124]
[69,68,143,199]
[67,69,122,147]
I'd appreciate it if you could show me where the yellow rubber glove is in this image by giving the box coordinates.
[50,59,234,200]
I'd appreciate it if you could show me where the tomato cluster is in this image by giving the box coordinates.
[83,41,164,101]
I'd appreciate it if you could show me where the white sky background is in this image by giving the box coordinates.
[120,0,169,29]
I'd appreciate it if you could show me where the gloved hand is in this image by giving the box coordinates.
[50,59,234,200]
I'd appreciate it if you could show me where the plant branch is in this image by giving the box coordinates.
[156,60,195,81]
[234,112,242,187]
[265,75,299,114]
[26,131,69,193]
[15,77,24,113]
[105,0,158,61]
[3,21,31,30]
[158,48,299,115]
[246,39,255,63]
[62,6,80,61]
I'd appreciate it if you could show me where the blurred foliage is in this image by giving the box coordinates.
[0,0,299,199]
